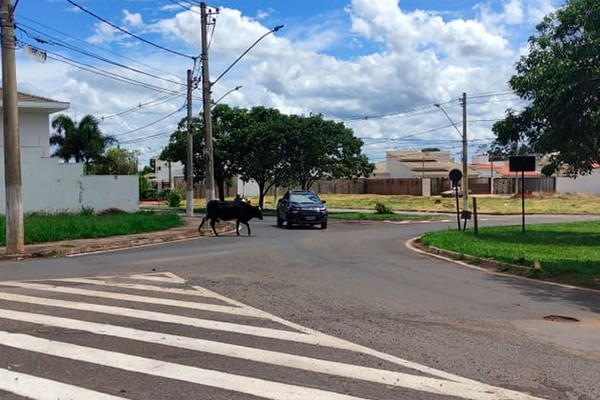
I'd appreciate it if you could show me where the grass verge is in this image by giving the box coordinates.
[420,221,600,290]
[0,211,182,246]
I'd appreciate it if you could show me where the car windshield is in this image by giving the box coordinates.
[290,193,321,204]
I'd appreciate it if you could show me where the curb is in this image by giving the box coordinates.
[405,237,599,293]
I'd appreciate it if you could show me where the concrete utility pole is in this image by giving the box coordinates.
[1,0,24,254]
[185,68,194,216]
[200,2,215,203]
[461,92,468,212]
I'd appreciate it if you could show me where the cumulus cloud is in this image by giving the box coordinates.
[123,10,144,28]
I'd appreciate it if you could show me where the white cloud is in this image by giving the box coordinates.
[123,10,144,28]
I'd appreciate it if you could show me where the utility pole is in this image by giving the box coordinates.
[200,2,215,203]
[1,0,24,254]
[185,68,194,216]
[461,92,468,212]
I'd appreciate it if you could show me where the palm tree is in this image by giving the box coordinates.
[50,114,117,172]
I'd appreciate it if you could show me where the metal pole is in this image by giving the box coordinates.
[461,92,468,213]
[201,2,215,203]
[1,0,24,254]
[185,69,194,216]
[521,170,525,234]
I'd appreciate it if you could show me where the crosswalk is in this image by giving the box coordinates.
[0,272,542,400]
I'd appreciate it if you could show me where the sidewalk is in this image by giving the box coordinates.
[0,216,233,261]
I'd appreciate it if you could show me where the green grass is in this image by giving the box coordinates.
[0,212,183,245]
[329,211,438,221]
[420,221,600,289]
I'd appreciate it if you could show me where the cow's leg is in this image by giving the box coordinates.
[210,219,219,236]
[198,217,207,233]
[241,221,251,236]
[235,220,241,236]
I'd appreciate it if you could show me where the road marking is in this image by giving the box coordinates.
[0,331,369,400]
[0,308,534,400]
[0,368,128,400]
[0,273,544,400]
[0,281,263,318]
[129,271,185,283]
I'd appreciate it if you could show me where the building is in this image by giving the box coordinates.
[0,89,138,213]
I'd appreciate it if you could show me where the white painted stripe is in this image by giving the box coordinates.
[0,331,369,400]
[129,272,185,283]
[0,309,542,400]
[0,368,127,400]
[0,281,263,318]
[0,291,342,347]
[51,277,506,388]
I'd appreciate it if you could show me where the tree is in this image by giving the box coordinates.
[421,147,441,152]
[281,114,374,190]
[235,106,288,208]
[492,0,600,176]
[93,147,138,175]
[50,114,116,173]
[160,116,206,185]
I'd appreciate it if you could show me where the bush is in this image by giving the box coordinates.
[162,189,182,207]
[374,202,392,214]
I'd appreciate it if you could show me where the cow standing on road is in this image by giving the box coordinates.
[198,200,263,236]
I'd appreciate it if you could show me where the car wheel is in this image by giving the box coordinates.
[277,216,284,227]
[321,221,328,229]
[286,219,293,229]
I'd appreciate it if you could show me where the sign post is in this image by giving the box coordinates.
[449,169,462,231]
[509,156,536,234]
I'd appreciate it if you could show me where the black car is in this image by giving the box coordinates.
[277,189,328,229]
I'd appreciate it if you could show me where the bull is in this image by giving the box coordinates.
[198,200,263,236]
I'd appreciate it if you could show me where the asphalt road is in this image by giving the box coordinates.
[0,214,598,399]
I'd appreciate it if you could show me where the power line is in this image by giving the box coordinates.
[100,92,184,121]
[66,0,195,60]
[113,105,185,137]
[166,0,200,14]
[16,24,185,87]
[17,15,176,78]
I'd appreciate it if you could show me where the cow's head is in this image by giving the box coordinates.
[254,206,263,220]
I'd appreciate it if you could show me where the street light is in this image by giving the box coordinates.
[212,85,242,108]
[434,101,468,212]
[201,1,283,202]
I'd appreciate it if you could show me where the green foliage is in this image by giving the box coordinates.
[93,147,139,175]
[492,0,600,176]
[374,202,392,214]
[162,188,182,207]
[0,212,182,245]
[80,206,95,216]
[50,114,117,172]
[139,175,158,200]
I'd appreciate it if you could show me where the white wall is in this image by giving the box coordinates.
[237,177,260,197]
[556,171,600,194]
[0,111,51,156]
[0,148,139,214]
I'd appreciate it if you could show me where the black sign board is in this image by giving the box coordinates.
[509,156,536,172]
[449,169,462,186]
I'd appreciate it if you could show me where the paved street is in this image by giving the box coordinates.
[0,215,598,399]
[0,271,545,400]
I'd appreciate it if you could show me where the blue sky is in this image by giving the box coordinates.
[12,0,561,165]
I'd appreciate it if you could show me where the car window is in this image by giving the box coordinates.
[290,193,321,203]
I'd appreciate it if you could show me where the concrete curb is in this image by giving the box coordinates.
[405,237,599,293]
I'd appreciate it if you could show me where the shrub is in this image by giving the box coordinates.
[162,189,182,207]
[374,202,392,214]
[80,206,95,216]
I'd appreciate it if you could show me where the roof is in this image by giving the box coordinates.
[386,150,479,178]
[0,88,69,113]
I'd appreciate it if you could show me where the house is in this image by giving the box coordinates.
[0,89,138,214]
[151,156,184,191]
[469,155,554,194]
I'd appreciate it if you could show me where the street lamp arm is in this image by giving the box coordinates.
[434,103,462,137]
[211,25,284,87]
[212,85,242,107]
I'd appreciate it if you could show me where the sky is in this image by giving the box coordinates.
[11,0,561,167]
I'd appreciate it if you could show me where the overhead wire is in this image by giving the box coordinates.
[65,0,195,60]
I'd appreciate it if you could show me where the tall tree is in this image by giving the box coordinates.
[492,0,600,176]
[160,116,205,185]
[282,114,374,190]
[235,106,288,208]
[50,114,116,173]
[93,147,139,175]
